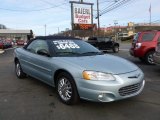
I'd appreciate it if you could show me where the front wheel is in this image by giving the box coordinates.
[56,72,79,105]
[15,60,26,78]
[145,51,155,65]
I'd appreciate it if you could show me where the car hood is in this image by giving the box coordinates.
[59,54,138,75]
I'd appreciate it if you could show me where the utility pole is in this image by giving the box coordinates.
[80,0,83,2]
[44,24,46,36]
[114,20,118,41]
[149,3,151,25]
[58,27,59,34]
[97,0,100,36]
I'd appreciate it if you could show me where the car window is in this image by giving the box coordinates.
[26,40,49,54]
[142,32,155,41]
[97,37,104,42]
[104,37,111,42]
[97,37,111,42]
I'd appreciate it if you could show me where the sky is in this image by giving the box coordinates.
[0,0,159,36]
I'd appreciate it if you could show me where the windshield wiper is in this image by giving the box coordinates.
[56,52,81,55]
[81,52,103,55]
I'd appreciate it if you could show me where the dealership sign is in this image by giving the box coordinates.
[70,1,94,30]
[73,4,91,24]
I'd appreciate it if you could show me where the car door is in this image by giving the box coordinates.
[97,37,112,50]
[22,40,53,84]
[104,37,114,49]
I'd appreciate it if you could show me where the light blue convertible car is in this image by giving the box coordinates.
[14,36,145,105]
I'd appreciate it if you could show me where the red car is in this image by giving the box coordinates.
[0,40,3,49]
[130,30,160,64]
[16,40,26,45]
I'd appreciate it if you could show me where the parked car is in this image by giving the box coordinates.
[3,40,12,49]
[0,40,3,49]
[16,40,26,45]
[153,36,160,64]
[87,37,119,53]
[130,30,160,64]
[14,36,145,105]
[0,40,12,49]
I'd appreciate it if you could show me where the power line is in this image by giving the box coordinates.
[152,20,160,23]
[100,0,120,13]
[93,0,121,18]
[0,2,68,12]
[100,0,132,16]
[40,0,69,10]
[99,0,119,4]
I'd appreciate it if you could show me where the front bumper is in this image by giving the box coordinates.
[76,70,145,102]
[129,48,134,56]
[129,48,144,58]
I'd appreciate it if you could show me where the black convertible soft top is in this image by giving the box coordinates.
[34,36,81,40]
[24,36,81,49]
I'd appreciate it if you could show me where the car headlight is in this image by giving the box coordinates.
[83,71,115,81]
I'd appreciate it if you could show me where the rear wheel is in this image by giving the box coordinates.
[15,60,26,78]
[145,51,155,65]
[113,45,119,53]
[56,72,79,105]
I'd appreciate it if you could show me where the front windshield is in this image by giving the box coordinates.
[51,39,103,56]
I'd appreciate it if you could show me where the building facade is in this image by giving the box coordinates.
[0,29,33,42]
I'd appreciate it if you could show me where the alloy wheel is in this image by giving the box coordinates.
[58,77,72,101]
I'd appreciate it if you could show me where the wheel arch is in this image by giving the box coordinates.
[144,48,155,57]
[54,69,75,86]
[14,57,19,64]
[114,43,119,47]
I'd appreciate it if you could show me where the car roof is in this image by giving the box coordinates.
[34,36,81,40]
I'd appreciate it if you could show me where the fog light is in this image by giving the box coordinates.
[98,93,105,101]
[98,93,115,102]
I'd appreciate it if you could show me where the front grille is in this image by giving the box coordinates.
[119,82,142,96]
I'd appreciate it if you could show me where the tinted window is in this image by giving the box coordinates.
[142,33,155,41]
[97,37,111,42]
[26,40,49,54]
[97,37,104,42]
[51,40,102,56]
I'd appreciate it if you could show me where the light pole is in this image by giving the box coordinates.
[58,27,59,34]
[103,25,106,37]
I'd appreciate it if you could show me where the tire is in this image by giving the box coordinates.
[113,45,119,53]
[145,51,155,65]
[15,60,26,78]
[56,72,79,105]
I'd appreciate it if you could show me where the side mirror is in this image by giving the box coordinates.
[37,49,50,57]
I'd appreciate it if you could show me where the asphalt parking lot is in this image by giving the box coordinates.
[0,47,160,120]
